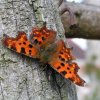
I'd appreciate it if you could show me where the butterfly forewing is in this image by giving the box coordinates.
[2,32,39,58]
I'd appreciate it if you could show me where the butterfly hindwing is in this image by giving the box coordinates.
[49,40,85,86]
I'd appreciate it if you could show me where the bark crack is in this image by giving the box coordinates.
[0,79,4,100]
[12,0,18,32]
[25,77,31,100]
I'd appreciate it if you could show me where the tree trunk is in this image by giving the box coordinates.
[61,2,100,39]
[0,0,77,100]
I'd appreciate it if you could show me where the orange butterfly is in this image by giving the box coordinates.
[2,23,85,86]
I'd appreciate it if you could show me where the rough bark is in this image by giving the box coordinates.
[61,2,100,39]
[0,0,77,100]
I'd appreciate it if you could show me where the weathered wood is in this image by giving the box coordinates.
[61,2,100,39]
[0,0,78,100]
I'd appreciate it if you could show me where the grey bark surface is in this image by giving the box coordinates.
[61,2,100,39]
[0,0,77,100]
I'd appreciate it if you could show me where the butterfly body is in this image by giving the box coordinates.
[2,23,85,86]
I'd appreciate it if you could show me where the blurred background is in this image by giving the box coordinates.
[66,0,100,100]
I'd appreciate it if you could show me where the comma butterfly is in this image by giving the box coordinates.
[2,23,85,86]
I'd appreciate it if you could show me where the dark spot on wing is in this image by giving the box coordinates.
[29,44,33,48]
[61,63,65,66]
[61,58,65,62]
[69,71,71,73]
[29,50,32,53]
[42,37,46,41]
[57,66,61,70]
[67,68,70,70]
[61,71,67,76]
[59,55,61,58]
[34,39,38,44]
[60,52,63,54]
[23,42,26,45]
[39,41,42,44]
[21,47,26,54]
[19,43,21,45]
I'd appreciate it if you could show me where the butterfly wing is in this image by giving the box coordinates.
[30,23,56,48]
[2,24,56,62]
[2,32,39,58]
[49,40,85,86]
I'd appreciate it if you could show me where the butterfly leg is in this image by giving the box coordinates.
[39,64,48,74]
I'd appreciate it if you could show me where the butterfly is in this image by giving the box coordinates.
[2,23,85,86]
